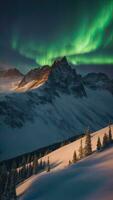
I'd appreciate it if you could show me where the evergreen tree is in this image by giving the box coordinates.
[68,160,72,165]
[33,154,38,174]
[28,163,32,177]
[0,164,8,198]
[39,159,43,169]
[2,171,10,200]
[84,129,92,157]
[0,164,9,199]
[43,161,46,169]
[72,151,77,163]
[108,125,112,144]
[97,137,102,151]
[21,165,26,179]
[9,169,17,200]
[16,169,20,184]
[46,157,50,172]
[2,165,17,200]
[12,161,17,170]
[78,139,84,159]
[21,156,26,166]
[103,133,109,148]
[27,154,30,164]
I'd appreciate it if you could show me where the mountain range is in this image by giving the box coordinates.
[0,57,113,161]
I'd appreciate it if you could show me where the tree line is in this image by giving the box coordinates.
[70,125,112,165]
[0,154,51,200]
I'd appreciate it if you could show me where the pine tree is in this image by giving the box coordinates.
[27,163,32,177]
[46,157,50,172]
[27,154,30,164]
[0,164,8,198]
[39,159,43,169]
[97,137,102,151]
[21,165,26,179]
[0,164,9,200]
[78,139,84,159]
[21,156,26,166]
[12,161,17,170]
[72,151,77,163]
[2,171,10,200]
[84,129,92,157]
[9,169,17,200]
[16,169,20,184]
[108,125,112,144]
[42,160,45,169]
[33,154,38,174]
[68,160,72,165]
[103,133,109,148]
[2,166,17,200]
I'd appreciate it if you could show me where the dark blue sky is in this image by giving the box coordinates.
[0,0,113,72]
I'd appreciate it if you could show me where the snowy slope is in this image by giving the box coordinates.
[0,89,113,161]
[17,125,113,200]
[37,125,113,170]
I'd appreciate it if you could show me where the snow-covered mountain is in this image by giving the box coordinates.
[83,72,113,94]
[0,57,113,161]
[17,125,113,200]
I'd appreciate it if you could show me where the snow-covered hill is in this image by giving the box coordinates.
[37,125,113,170]
[0,58,113,161]
[17,125,113,200]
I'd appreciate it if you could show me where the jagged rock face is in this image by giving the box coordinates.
[16,66,51,92]
[18,66,51,89]
[46,57,86,97]
[51,57,77,82]
[17,56,76,91]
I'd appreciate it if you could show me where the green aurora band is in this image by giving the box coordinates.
[11,0,113,66]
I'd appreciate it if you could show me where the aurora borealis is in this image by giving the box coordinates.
[0,0,113,71]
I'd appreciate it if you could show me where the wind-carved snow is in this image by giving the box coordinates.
[17,125,113,200]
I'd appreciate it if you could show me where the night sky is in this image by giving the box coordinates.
[0,0,113,72]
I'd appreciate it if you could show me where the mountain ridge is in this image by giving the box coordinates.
[0,57,113,93]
